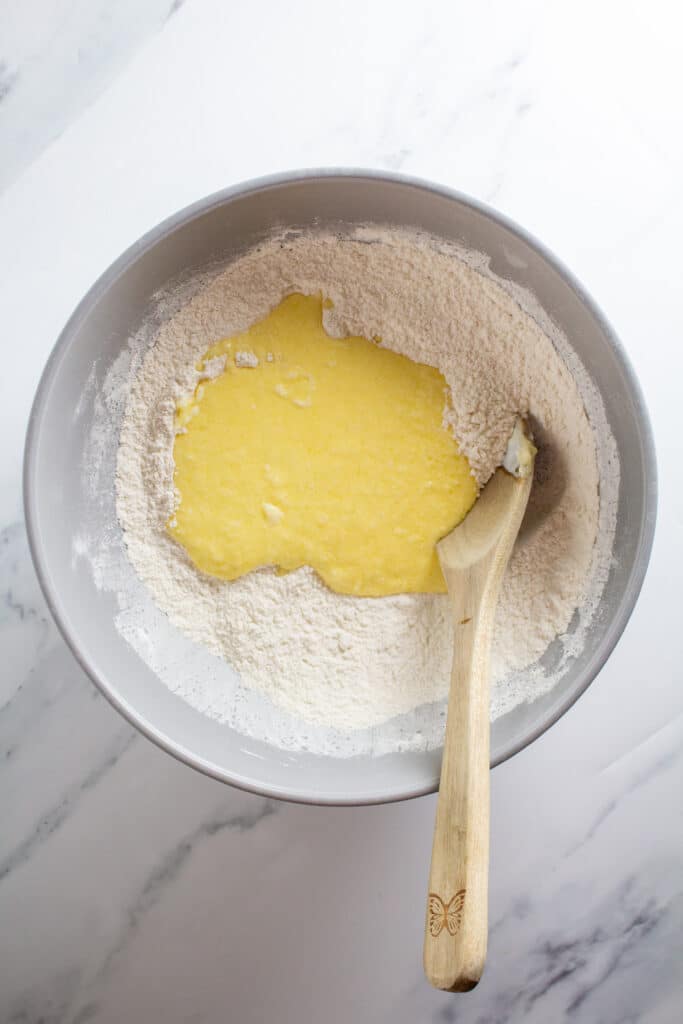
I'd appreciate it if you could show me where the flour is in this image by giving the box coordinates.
[90,227,617,755]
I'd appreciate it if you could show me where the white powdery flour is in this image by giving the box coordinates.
[95,228,617,755]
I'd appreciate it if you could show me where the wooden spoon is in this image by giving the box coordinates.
[423,418,536,992]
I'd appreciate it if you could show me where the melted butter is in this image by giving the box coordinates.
[169,293,477,596]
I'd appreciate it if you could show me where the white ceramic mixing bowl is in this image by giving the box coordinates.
[24,171,657,804]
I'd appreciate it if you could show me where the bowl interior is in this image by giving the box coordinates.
[24,173,656,804]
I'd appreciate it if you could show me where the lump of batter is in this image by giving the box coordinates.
[169,293,477,596]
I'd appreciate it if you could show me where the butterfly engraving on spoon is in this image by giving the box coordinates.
[428,890,466,937]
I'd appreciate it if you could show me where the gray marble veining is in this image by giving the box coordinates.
[0,0,183,191]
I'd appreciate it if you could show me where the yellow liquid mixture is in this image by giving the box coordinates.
[169,293,477,596]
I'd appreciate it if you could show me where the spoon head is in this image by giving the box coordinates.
[437,418,536,572]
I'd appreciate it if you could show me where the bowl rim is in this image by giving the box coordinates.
[23,168,658,805]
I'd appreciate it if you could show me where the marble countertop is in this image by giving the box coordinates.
[1,1,681,1021]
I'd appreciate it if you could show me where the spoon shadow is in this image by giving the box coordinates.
[517,413,568,543]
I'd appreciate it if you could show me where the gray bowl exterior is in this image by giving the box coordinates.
[24,171,657,805]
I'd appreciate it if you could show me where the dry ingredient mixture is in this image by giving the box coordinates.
[91,228,617,755]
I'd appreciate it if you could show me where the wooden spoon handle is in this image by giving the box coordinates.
[424,465,534,992]
[423,574,492,992]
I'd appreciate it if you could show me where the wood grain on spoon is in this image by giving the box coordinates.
[424,418,536,992]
